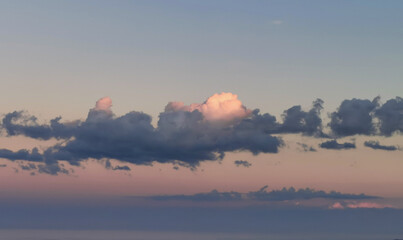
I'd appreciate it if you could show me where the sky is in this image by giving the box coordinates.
[1,0,403,236]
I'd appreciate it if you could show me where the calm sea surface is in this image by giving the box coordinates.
[0,230,399,240]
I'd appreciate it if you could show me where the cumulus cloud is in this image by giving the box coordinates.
[233,98,325,137]
[87,96,114,121]
[95,96,113,112]
[234,160,252,168]
[1,93,403,174]
[374,97,403,136]
[329,96,403,137]
[364,140,398,151]
[144,186,378,202]
[280,99,324,136]
[329,98,379,136]
[0,94,284,174]
[165,92,252,123]
[319,140,356,150]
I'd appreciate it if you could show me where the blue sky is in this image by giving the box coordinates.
[1,0,402,118]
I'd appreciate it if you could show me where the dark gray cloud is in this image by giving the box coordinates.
[144,185,378,202]
[364,141,398,151]
[19,163,37,171]
[248,186,377,201]
[0,105,283,174]
[112,165,131,171]
[234,99,325,137]
[149,189,243,202]
[2,111,79,140]
[280,99,324,136]
[37,163,69,175]
[0,148,68,175]
[0,148,44,162]
[1,96,403,174]
[105,159,131,171]
[297,143,317,152]
[319,140,356,150]
[234,160,252,168]
[329,98,379,136]
[374,97,403,136]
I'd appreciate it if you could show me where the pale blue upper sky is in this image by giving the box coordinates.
[1,0,402,120]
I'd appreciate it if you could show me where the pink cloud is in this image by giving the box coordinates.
[346,202,392,209]
[330,202,345,209]
[95,97,112,113]
[86,97,114,121]
[165,92,252,123]
[330,201,393,209]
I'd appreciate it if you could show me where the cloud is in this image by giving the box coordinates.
[95,96,112,112]
[280,99,324,136]
[145,186,378,202]
[328,96,403,137]
[364,140,398,151]
[345,202,392,209]
[0,148,44,162]
[0,94,284,174]
[297,143,317,152]
[19,163,37,171]
[330,201,392,209]
[112,165,131,171]
[374,97,403,136]
[149,189,243,202]
[330,202,344,209]
[1,111,79,140]
[1,94,403,174]
[234,160,252,168]
[105,159,131,171]
[329,98,379,136]
[319,140,356,150]
[37,163,69,175]
[234,99,325,137]
[165,92,252,123]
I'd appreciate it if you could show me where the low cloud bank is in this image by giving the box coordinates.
[145,186,378,202]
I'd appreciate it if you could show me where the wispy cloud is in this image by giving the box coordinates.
[330,201,393,209]
[142,186,378,202]
[234,160,252,168]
